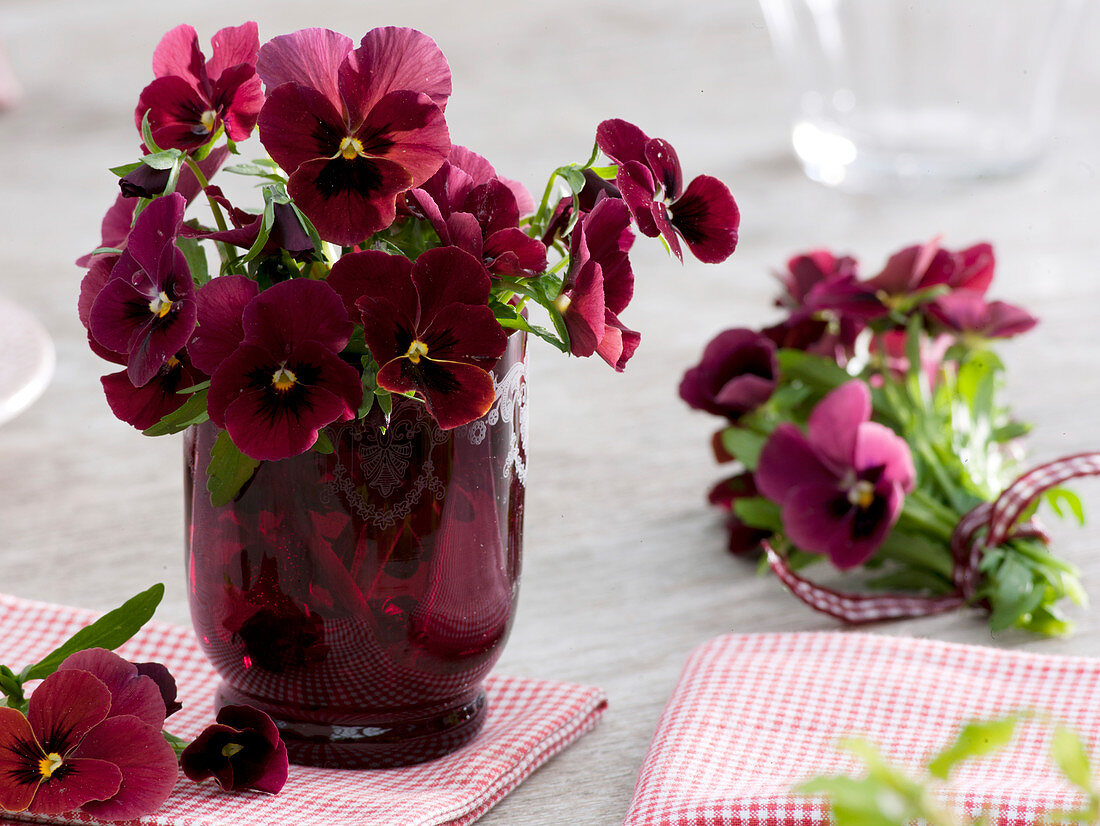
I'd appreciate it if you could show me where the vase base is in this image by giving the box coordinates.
[214,684,488,769]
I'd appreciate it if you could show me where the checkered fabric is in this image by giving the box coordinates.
[0,593,606,826]
[624,632,1098,826]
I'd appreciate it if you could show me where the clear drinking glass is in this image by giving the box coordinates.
[759,0,1086,191]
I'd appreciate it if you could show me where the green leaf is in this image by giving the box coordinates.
[0,664,24,708]
[733,497,783,532]
[927,716,1019,779]
[163,730,190,758]
[557,164,586,194]
[143,390,209,436]
[992,421,1031,442]
[987,556,1042,632]
[1044,488,1087,526]
[1053,726,1094,794]
[20,584,164,683]
[874,530,954,580]
[176,234,210,286]
[176,380,211,395]
[719,427,767,470]
[109,161,143,177]
[376,389,393,420]
[777,349,852,391]
[89,246,124,257]
[206,430,260,507]
[140,110,162,153]
[140,149,183,171]
[312,430,334,454]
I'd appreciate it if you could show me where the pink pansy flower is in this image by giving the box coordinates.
[136,23,263,151]
[206,278,362,461]
[256,27,452,246]
[755,381,916,569]
[596,118,739,264]
[555,197,639,370]
[0,649,177,820]
[928,290,1038,340]
[327,246,507,429]
[866,239,996,300]
[88,193,197,387]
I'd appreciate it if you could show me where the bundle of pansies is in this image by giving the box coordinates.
[681,240,1100,635]
[78,22,740,503]
[0,586,288,821]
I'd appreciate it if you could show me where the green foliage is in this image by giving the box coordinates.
[206,430,260,507]
[142,390,209,436]
[927,717,1019,779]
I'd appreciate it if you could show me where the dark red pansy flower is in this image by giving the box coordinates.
[596,118,739,264]
[0,650,177,820]
[88,193,197,387]
[207,278,362,461]
[866,239,996,300]
[327,246,507,429]
[102,350,205,431]
[707,472,772,555]
[928,290,1038,340]
[555,198,639,371]
[256,27,452,246]
[187,274,259,375]
[755,381,916,569]
[184,186,314,258]
[136,22,263,151]
[132,663,182,718]
[181,705,288,794]
[777,250,859,309]
[680,328,778,421]
[540,168,621,246]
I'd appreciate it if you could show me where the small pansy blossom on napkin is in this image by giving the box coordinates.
[681,240,1099,635]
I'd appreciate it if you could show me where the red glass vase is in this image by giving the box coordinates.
[184,335,527,768]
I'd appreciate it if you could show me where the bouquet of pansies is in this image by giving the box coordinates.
[77,22,740,505]
[681,241,1099,635]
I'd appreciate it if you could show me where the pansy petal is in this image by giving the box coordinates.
[669,174,740,264]
[807,380,870,472]
[952,242,995,294]
[344,27,452,115]
[855,421,916,494]
[404,187,449,238]
[579,198,635,314]
[256,28,353,108]
[151,24,204,87]
[422,303,507,363]
[28,758,122,816]
[58,649,166,728]
[78,255,116,330]
[780,484,883,568]
[595,310,640,372]
[74,716,178,821]
[651,202,684,262]
[982,300,1038,338]
[714,374,776,415]
[328,250,416,321]
[102,356,201,431]
[207,343,270,427]
[258,83,347,173]
[596,118,650,166]
[287,155,408,246]
[357,90,450,187]
[124,193,186,279]
[28,670,111,755]
[137,75,216,152]
[412,246,493,320]
[562,260,605,358]
[755,423,837,505]
[462,180,519,236]
[644,138,683,200]
[356,297,416,366]
[447,145,496,185]
[615,161,659,238]
[241,278,351,356]
[188,275,259,375]
[133,663,182,718]
[445,212,484,258]
[224,383,353,462]
[207,22,260,82]
[76,196,136,267]
[483,228,547,276]
[0,707,42,813]
[378,357,496,430]
[214,65,264,142]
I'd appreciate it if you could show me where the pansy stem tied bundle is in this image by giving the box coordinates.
[681,241,1100,635]
[78,23,739,768]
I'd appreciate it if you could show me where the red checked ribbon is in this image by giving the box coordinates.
[764,453,1100,625]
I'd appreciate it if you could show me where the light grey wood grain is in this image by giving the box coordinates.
[1,2,1099,823]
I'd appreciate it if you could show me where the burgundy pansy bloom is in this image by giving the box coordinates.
[554,198,639,370]
[0,649,177,820]
[136,23,263,151]
[777,250,859,310]
[184,186,314,258]
[181,705,287,794]
[88,193,197,386]
[187,274,259,375]
[596,118,739,264]
[133,663,182,718]
[541,168,621,246]
[256,27,452,246]
[755,381,916,569]
[327,246,507,429]
[102,350,205,431]
[928,290,1038,339]
[405,146,545,276]
[708,472,772,555]
[680,328,778,421]
[207,278,362,461]
[867,240,996,301]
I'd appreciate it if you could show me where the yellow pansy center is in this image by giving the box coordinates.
[553,293,571,314]
[404,340,429,364]
[39,753,63,778]
[339,136,366,160]
[221,742,244,758]
[148,291,173,318]
[847,480,875,509]
[271,366,298,391]
[200,110,218,133]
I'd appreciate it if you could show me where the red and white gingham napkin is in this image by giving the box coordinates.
[0,593,606,826]
[625,633,1100,826]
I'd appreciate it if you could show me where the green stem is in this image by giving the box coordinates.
[183,156,237,271]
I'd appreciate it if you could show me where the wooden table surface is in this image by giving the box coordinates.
[2,1,1100,823]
